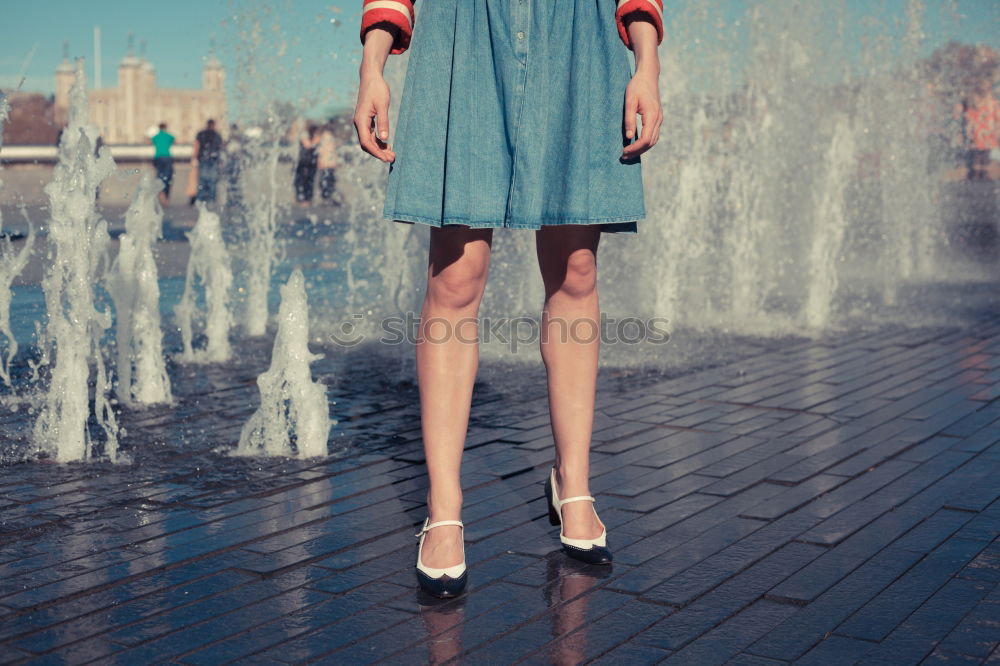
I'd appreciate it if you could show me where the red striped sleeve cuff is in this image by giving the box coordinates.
[615,0,664,51]
[360,0,416,55]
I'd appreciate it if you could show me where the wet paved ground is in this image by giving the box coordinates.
[1,313,1000,665]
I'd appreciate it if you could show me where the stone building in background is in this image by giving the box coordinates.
[54,39,226,145]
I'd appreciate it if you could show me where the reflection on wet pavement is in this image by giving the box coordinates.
[1,313,999,663]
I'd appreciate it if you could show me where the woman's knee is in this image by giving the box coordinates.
[552,250,597,299]
[427,253,489,310]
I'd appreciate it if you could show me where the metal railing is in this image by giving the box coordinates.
[0,144,196,164]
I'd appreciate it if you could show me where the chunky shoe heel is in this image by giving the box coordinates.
[415,518,468,598]
[547,467,613,565]
[545,475,561,526]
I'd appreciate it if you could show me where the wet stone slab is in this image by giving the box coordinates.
[0,314,999,664]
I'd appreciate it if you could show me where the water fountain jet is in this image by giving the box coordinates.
[235,269,332,458]
[175,204,234,363]
[0,91,37,388]
[33,60,119,462]
[106,174,173,404]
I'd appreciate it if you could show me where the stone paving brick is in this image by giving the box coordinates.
[957,540,1000,584]
[696,436,804,477]
[934,591,1000,659]
[614,482,788,567]
[636,542,823,650]
[6,570,256,656]
[641,514,822,606]
[617,493,727,539]
[952,418,1000,453]
[770,507,972,604]
[762,430,890,483]
[897,434,962,462]
[795,634,880,666]
[923,649,991,665]
[746,545,928,661]
[946,467,1000,512]
[699,453,805,496]
[401,581,614,662]
[101,586,344,664]
[797,450,974,546]
[589,641,672,665]
[621,474,718,512]
[724,654,788,666]
[631,431,750,469]
[1,315,998,664]
[941,406,1000,438]
[253,604,414,664]
[175,587,405,665]
[790,458,919,522]
[0,646,30,665]
[467,578,632,663]
[660,600,798,665]
[608,517,764,594]
[952,500,1000,543]
[852,578,994,666]
[375,582,535,663]
[738,474,848,520]
[509,597,667,664]
[835,537,989,642]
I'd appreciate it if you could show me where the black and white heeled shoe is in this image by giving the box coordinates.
[415,518,468,598]
[545,467,613,565]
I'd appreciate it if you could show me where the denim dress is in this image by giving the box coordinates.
[383,0,645,234]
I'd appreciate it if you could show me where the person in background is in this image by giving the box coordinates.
[958,79,1000,181]
[317,120,339,204]
[193,119,224,203]
[293,124,320,206]
[151,122,175,205]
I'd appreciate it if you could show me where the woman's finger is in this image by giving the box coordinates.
[368,117,395,162]
[354,112,377,157]
[623,92,639,142]
[622,111,648,156]
[375,99,391,143]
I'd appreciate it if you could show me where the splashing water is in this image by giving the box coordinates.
[0,221,35,388]
[235,269,332,458]
[33,60,119,462]
[174,205,234,363]
[320,0,983,361]
[106,175,173,405]
[240,120,286,336]
[803,116,857,328]
[0,90,37,387]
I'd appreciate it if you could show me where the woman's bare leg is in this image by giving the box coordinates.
[418,226,493,568]
[535,225,604,540]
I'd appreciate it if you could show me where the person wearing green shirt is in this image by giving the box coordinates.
[151,123,175,205]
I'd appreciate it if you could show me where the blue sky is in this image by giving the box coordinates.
[1,0,998,115]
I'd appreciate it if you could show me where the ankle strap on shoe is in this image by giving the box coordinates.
[415,519,464,537]
[560,495,595,505]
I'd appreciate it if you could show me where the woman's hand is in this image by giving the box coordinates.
[354,27,398,163]
[620,17,662,161]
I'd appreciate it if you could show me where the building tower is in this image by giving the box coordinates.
[118,32,141,144]
[139,39,156,101]
[54,41,75,126]
[202,41,225,95]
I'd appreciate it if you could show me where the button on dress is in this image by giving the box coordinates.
[383,0,645,233]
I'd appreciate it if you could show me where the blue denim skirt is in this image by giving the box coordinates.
[383,0,644,233]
